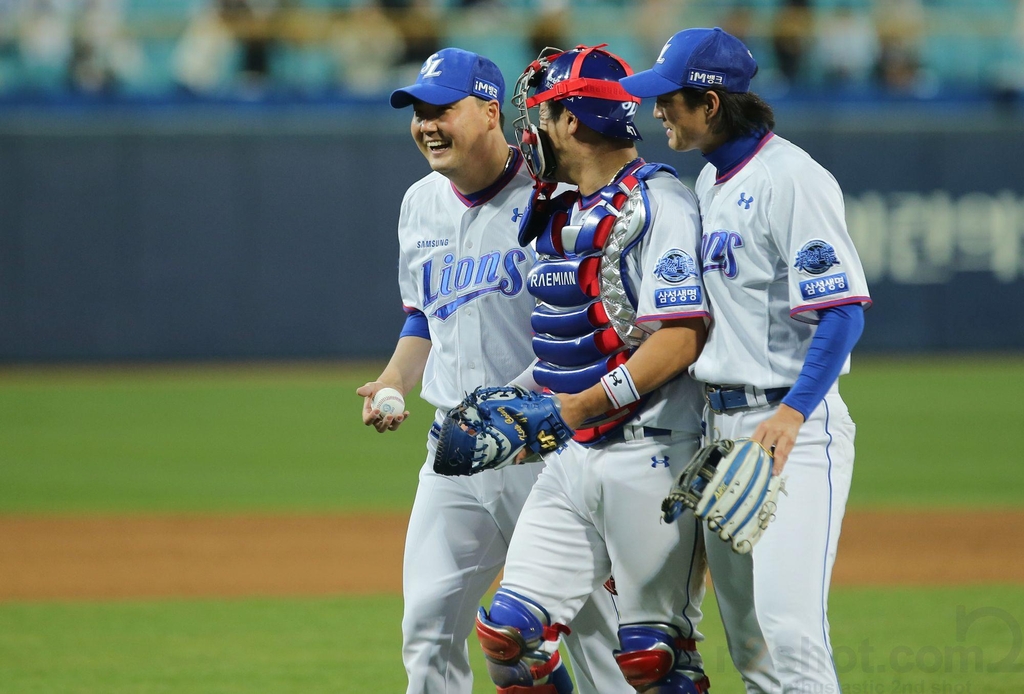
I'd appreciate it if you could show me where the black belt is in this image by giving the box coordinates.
[705,384,789,414]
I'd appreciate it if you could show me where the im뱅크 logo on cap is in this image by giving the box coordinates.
[474,79,499,100]
[687,69,725,86]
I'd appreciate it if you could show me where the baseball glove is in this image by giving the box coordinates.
[661,438,785,554]
[432,385,574,477]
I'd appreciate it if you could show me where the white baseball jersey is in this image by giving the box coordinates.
[397,156,537,411]
[688,132,870,692]
[690,133,872,389]
[395,149,630,694]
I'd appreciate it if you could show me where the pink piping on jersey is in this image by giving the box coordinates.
[402,305,421,314]
[790,296,873,317]
[635,310,710,324]
[714,132,774,185]
[450,147,523,208]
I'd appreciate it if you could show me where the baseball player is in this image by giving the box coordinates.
[621,27,872,693]
[356,48,630,694]
[473,45,711,694]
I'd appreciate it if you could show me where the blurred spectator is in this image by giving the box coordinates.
[637,0,686,67]
[873,0,928,95]
[990,0,1024,103]
[719,4,754,47]
[381,0,441,83]
[69,0,145,94]
[173,0,282,97]
[815,5,880,88]
[173,3,237,95]
[528,0,569,60]
[329,1,405,95]
[0,0,19,91]
[17,0,73,91]
[771,0,812,86]
[221,0,281,93]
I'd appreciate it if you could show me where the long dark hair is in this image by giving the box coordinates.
[681,88,775,138]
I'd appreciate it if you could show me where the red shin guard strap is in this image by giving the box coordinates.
[530,648,561,681]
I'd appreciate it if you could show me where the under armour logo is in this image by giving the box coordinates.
[610,372,623,386]
[737,193,754,209]
[651,456,670,468]
[511,208,524,223]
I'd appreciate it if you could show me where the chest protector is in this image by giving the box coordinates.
[527,161,671,444]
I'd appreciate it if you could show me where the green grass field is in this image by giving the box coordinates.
[1,356,1023,692]
[1,587,1021,693]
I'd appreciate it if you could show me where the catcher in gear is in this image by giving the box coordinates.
[662,438,785,554]
[470,45,713,694]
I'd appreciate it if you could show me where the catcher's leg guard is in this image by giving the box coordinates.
[476,588,573,693]
[614,624,710,693]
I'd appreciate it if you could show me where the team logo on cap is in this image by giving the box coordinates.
[656,41,672,64]
[654,249,698,284]
[421,55,443,78]
[795,239,840,275]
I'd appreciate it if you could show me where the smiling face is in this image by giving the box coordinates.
[653,90,716,153]
[410,96,496,179]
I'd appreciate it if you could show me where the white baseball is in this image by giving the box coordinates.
[372,387,405,416]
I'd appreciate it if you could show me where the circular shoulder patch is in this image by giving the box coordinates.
[794,239,840,275]
[654,249,698,284]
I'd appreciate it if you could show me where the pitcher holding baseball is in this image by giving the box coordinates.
[356,48,629,694]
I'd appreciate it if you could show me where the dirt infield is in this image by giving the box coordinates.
[1,511,1021,601]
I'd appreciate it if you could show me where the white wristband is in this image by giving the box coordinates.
[600,365,640,409]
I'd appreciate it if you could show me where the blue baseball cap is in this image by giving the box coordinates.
[390,48,505,108]
[620,27,758,98]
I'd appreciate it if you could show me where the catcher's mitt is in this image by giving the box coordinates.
[432,386,574,477]
[661,438,785,554]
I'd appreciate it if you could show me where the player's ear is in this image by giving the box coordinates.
[486,99,501,129]
[564,109,579,135]
[704,91,721,122]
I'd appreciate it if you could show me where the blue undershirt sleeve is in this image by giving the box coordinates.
[399,309,430,340]
[781,304,865,419]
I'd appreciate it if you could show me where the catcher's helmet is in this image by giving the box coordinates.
[513,44,641,181]
[536,45,642,141]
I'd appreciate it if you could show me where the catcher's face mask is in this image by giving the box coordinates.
[513,44,642,182]
[512,47,563,182]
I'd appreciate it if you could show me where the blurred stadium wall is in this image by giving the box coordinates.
[1,1,1022,361]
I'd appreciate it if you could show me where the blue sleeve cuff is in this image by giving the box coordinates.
[399,309,430,340]
[781,303,864,419]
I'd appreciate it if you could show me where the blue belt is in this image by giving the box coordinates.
[706,385,789,414]
[602,424,673,443]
